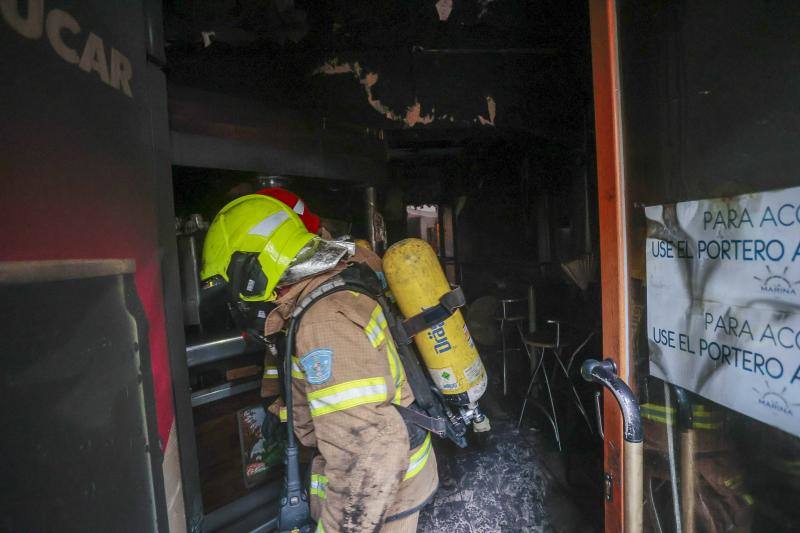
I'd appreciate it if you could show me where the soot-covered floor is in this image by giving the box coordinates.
[418,418,549,532]
[417,356,601,533]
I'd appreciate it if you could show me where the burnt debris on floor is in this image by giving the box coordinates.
[419,417,549,532]
[418,351,602,533]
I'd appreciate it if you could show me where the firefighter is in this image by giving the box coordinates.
[254,188,384,406]
[201,194,438,532]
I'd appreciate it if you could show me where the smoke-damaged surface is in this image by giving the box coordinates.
[164,0,591,144]
[416,349,602,533]
[418,418,550,532]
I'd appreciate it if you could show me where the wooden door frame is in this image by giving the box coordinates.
[590,0,630,531]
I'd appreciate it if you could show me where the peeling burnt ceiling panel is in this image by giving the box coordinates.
[164,0,590,146]
[312,55,501,129]
[308,47,585,145]
[310,54,417,128]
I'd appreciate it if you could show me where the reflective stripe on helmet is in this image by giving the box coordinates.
[248,210,290,238]
[307,377,387,417]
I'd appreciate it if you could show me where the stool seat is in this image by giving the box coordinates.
[498,297,527,305]
[494,315,526,322]
[522,328,576,348]
[522,335,557,349]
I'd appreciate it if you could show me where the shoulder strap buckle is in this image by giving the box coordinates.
[394,404,447,437]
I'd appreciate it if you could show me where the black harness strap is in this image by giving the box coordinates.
[391,286,466,345]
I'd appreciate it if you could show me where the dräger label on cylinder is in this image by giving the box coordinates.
[427,321,452,354]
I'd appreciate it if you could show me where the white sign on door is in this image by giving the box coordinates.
[646,186,800,437]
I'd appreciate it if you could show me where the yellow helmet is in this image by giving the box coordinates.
[200,194,315,302]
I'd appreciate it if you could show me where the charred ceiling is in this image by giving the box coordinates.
[164,0,591,150]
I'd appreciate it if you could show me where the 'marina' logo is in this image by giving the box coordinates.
[753,382,798,416]
[753,266,799,296]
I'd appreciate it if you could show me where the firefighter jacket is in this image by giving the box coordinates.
[264,259,438,532]
[260,246,385,397]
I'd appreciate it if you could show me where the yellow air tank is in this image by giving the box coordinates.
[384,238,487,406]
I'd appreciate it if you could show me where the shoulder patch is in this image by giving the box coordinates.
[300,349,333,385]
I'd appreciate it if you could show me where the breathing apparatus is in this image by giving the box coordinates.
[384,238,490,433]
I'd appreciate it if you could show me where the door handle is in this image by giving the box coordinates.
[581,359,643,533]
[581,359,642,443]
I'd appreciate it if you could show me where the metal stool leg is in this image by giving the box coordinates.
[540,349,562,451]
[500,318,508,396]
[565,331,595,375]
[517,346,545,428]
[552,333,595,433]
[532,402,559,443]
[517,321,536,375]
[552,348,593,432]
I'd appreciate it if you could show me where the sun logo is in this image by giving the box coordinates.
[753,381,800,416]
[753,266,800,296]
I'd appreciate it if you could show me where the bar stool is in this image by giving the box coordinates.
[517,320,593,450]
[495,297,527,396]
